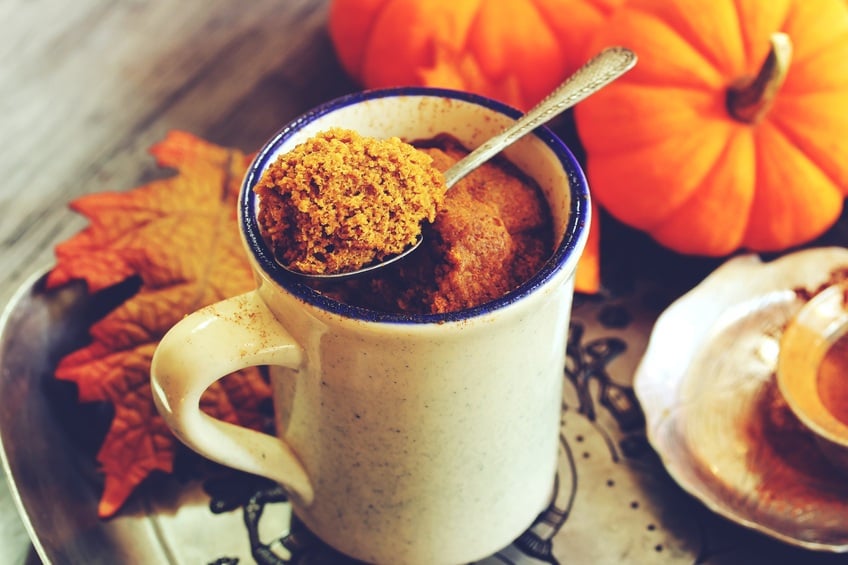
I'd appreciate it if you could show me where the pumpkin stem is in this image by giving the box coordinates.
[726,32,793,124]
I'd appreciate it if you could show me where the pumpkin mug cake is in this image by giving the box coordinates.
[255,129,553,314]
[152,88,590,565]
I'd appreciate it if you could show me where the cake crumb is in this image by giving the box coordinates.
[255,128,446,274]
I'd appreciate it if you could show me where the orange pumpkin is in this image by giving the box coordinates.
[574,0,848,256]
[328,0,622,112]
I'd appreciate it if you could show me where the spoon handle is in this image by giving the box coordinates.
[442,46,637,189]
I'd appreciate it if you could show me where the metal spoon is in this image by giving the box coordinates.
[292,45,637,281]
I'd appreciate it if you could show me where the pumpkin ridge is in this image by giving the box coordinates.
[328,0,393,79]
[766,114,847,194]
[462,0,482,59]
[626,1,728,78]
[437,0,483,73]
[583,124,699,159]
[781,82,848,95]
[734,0,755,68]
[613,74,721,90]
[464,0,563,106]
[526,0,568,75]
[647,127,749,232]
[357,3,388,77]
[707,1,749,78]
[788,34,848,71]
[590,84,723,154]
[586,122,735,229]
[779,0,830,68]
[743,118,845,251]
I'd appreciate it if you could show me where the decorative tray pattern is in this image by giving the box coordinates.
[4,247,848,563]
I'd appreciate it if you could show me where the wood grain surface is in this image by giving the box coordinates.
[0,1,354,562]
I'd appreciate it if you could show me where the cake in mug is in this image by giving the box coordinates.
[255,130,553,315]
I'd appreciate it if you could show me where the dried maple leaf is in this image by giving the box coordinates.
[46,131,270,518]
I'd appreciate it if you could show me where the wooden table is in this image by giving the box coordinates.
[3,2,848,564]
[0,1,353,562]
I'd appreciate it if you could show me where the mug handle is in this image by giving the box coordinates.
[150,290,314,505]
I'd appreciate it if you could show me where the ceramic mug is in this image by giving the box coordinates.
[150,87,590,565]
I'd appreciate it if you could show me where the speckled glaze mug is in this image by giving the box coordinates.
[150,87,590,565]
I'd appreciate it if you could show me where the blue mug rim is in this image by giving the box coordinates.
[240,86,590,324]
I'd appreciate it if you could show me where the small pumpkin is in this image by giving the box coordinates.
[328,0,622,112]
[574,0,848,256]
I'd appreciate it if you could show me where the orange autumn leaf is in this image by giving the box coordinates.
[46,131,271,518]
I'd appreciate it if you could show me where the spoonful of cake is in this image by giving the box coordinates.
[255,46,637,280]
